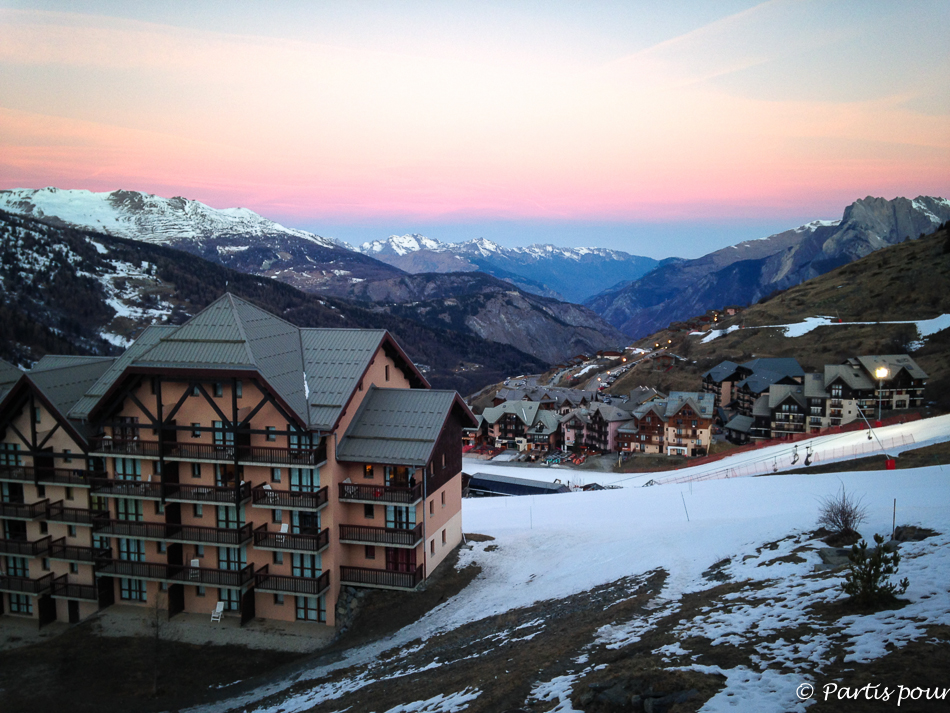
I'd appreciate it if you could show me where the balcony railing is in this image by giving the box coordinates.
[0,499,49,520]
[164,481,251,506]
[0,464,99,487]
[0,572,53,595]
[94,519,253,546]
[338,482,422,506]
[162,442,328,467]
[49,538,111,563]
[50,574,98,601]
[90,477,163,500]
[253,524,329,554]
[90,437,162,458]
[338,522,423,548]
[47,501,109,527]
[252,485,328,510]
[254,565,330,597]
[0,535,51,557]
[339,565,425,591]
[95,559,254,588]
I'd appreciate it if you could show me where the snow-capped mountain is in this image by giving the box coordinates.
[0,187,404,293]
[357,234,660,303]
[586,195,950,338]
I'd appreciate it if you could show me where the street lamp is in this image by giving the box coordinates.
[875,366,889,421]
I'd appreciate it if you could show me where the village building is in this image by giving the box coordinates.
[0,295,474,629]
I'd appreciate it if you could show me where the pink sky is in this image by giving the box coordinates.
[0,1,947,252]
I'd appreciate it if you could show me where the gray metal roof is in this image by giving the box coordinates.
[752,394,772,417]
[824,364,875,391]
[467,472,570,495]
[301,328,388,430]
[702,360,740,381]
[0,359,21,403]
[768,384,806,409]
[740,358,804,379]
[481,400,542,427]
[665,391,715,418]
[28,357,116,418]
[803,372,827,398]
[335,386,468,466]
[724,414,753,433]
[853,355,928,381]
[69,325,176,420]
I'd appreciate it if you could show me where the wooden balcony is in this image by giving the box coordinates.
[0,464,98,487]
[90,477,163,500]
[251,484,328,511]
[339,565,425,591]
[254,565,330,597]
[164,481,251,506]
[95,559,254,588]
[338,482,422,506]
[0,572,53,595]
[47,501,109,527]
[0,535,51,558]
[163,442,327,467]
[253,524,329,554]
[49,538,111,563]
[338,523,423,549]
[50,574,98,601]
[93,519,253,547]
[0,499,49,520]
[90,437,161,459]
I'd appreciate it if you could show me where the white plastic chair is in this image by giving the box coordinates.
[189,558,200,580]
[211,601,224,622]
[276,523,289,544]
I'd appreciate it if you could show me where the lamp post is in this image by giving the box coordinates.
[875,366,889,421]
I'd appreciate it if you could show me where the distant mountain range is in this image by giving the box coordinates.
[585,196,950,338]
[356,234,660,303]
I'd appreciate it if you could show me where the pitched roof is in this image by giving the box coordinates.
[736,370,794,395]
[824,364,874,391]
[335,386,474,466]
[703,360,740,382]
[768,383,806,409]
[740,358,804,379]
[481,400,542,427]
[724,414,753,433]
[802,372,827,398]
[664,391,715,418]
[29,356,116,419]
[752,394,772,417]
[853,354,928,381]
[0,359,22,402]
[466,472,570,496]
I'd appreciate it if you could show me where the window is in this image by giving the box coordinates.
[192,423,201,438]
[235,380,242,398]
[6,556,28,577]
[155,500,164,515]
[118,539,145,562]
[191,385,200,397]
[9,593,32,614]
[37,484,46,498]
[266,426,276,442]
[192,463,202,479]
[34,406,41,423]
[150,377,158,395]
[272,509,283,524]
[430,540,435,555]
[67,525,77,537]
[214,382,223,397]
[270,467,282,483]
[120,578,147,601]
[364,464,374,479]
[441,491,446,508]
[295,595,325,622]
[358,380,363,392]
[115,458,142,480]
[272,551,284,565]
[0,443,20,466]
[157,541,166,554]
[39,521,48,534]
[365,545,375,560]
[273,593,284,605]
[65,487,73,501]
[63,449,72,463]
[193,503,204,518]
[196,545,205,557]
[429,500,434,517]
[196,586,206,597]
[289,468,317,493]
[42,557,50,571]
[70,562,78,574]
[160,582,168,591]
[364,504,375,519]
[384,365,390,381]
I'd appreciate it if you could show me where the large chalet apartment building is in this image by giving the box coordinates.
[0,294,475,628]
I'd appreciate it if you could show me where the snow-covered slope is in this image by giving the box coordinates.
[357,234,661,303]
[0,188,404,293]
[0,187,338,247]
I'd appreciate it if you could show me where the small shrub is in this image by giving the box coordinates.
[843,533,909,606]
[817,485,868,536]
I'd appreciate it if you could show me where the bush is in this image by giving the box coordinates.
[817,485,868,535]
[843,533,909,606]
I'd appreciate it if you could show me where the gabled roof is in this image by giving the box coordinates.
[467,472,570,496]
[29,356,116,419]
[802,372,827,398]
[0,359,22,402]
[824,364,874,392]
[852,355,928,381]
[70,294,427,430]
[702,360,740,382]
[752,394,772,417]
[464,414,485,432]
[335,386,475,466]
[724,414,753,433]
[768,384,806,409]
[740,358,804,379]
[628,386,664,407]
[481,400,542,427]
[736,370,796,395]
[665,391,715,419]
